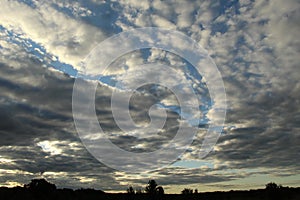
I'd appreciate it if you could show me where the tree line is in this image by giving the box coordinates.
[0,179,299,200]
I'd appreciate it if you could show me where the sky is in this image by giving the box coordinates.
[0,0,299,194]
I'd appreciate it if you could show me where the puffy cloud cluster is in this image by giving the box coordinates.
[0,0,299,192]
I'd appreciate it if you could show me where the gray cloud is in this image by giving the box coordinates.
[0,0,299,192]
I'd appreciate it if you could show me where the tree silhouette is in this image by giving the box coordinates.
[0,179,300,200]
[266,182,279,190]
[136,188,143,194]
[24,179,56,192]
[145,180,158,194]
[127,186,135,194]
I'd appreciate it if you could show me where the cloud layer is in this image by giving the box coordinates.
[0,0,299,192]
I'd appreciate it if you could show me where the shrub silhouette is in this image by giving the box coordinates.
[181,188,193,194]
[156,186,164,195]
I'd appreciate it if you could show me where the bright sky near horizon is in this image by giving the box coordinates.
[0,0,299,193]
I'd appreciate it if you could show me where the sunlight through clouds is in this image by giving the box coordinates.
[37,141,62,156]
[0,0,299,193]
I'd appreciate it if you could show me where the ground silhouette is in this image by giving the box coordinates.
[0,179,299,200]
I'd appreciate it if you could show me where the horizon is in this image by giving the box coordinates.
[1,178,298,194]
[0,0,299,194]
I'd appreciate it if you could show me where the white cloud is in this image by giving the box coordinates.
[115,0,151,11]
[0,0,106,71]
[37,140,62,156]
[151,15,176,29]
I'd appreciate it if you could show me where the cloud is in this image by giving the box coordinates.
[116,0,298,187]
[0,0,299,192]
[0,36,123,189]
[0,0,106,71]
